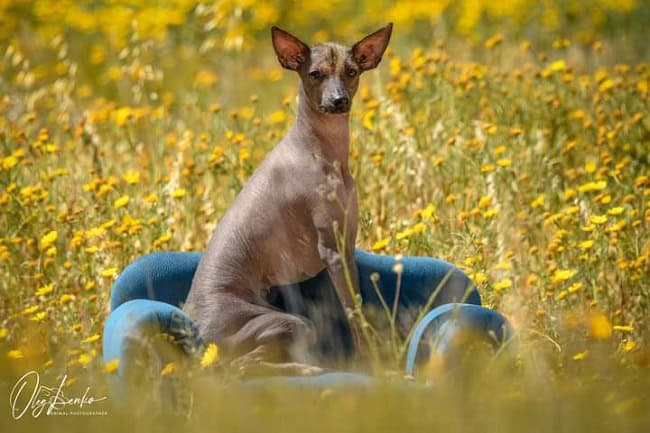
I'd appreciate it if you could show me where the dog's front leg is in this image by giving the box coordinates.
[316,229,364,355]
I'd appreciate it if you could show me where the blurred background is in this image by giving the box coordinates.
[2,0,649,108]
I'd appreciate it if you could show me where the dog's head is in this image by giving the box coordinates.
[271,24,393,114]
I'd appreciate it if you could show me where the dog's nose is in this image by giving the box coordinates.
[333,96,350,111]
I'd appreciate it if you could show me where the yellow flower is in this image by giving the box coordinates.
[622,340,637,352]
[39,230,58,251]
[572,350,589,361]
[30,311,47,322]
[145,193,159,204]
[100,267,119,278]
[420,204,436,219]
[113,195,130,209]
[238,148,250,164]
[567,282,583,293]
[82,334,101,344]
[598,79,614,92]
[578,240,594,250]
[171,188,186,199]
[613,325,634,333]
[104,359,119,374]
[472,272,488,284]
[590,314,612,340]
[59,294,75,304]
[550,59,567,72]
[8,350,24,359]
[484,34,504,49]
[78,352,94,366]
[478,196,492,209]
[0,328,7,339]
[363,110,376,131]
[36,283,54,297]
[268,110,287,125]
[22,305,39,315]
[607,206,624,216]
[1,155,19,170]
[530,194,545,208]
[578,181,607,192]
[590,214,608,225]
[201,343,219,368]
[122,171,140,184]
[483,208,499,218]
[550,269,577,284]
[161,362,176,376]
[493,278,512,292]
[496,158,512,167]
[114,107,132,127]
[372,238,390,251]
[564,188,577,200]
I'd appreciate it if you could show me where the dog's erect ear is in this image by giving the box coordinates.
[351,23,393,71]
[271,26,310,71]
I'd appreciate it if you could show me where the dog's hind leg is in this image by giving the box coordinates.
[224,310,324,377]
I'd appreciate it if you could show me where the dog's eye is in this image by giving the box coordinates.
[346,68,358,78]
[309,70,323,80]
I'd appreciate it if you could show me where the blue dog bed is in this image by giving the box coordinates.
[103,249,511,389]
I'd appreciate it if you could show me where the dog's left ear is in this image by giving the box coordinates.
[352,23,393,71]
[271,26,310,71]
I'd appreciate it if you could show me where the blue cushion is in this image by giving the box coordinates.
[405,303,512,376]
[110,252,202,311]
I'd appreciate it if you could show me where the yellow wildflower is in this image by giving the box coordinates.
[36,283,54,297]
[82,334,101,344]
[100,267,119,278]
[579,240,594,250]
[171,188,186,199]
[590,314,612,340]
[161,362,176,376]
[104,359,120,374]
[493,278,512,292]
[113,195,130,209]
[530,194,545,208]
[550,269,577,284]
[78,352,94,366]
[122,171,140,184]
[201,343,219,368]
[39,230,58,251]
[372,238,390,251]
[590,214,608,225]
[572,350,589,361]
[8,350,24,359]
[578,181,607,192]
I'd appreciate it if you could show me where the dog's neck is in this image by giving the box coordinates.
[291,83,350,171]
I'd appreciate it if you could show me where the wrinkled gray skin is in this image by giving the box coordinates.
[184,24,393,375]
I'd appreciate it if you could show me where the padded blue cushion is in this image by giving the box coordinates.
[103,299,203,376]
[110,252,202,311]
[405,303,512,376]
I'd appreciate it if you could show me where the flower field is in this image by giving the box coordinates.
[1,1,649,431]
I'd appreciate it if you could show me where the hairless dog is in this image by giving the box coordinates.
[184,24,393,375]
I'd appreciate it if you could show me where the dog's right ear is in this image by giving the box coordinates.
[271,27,310,71]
